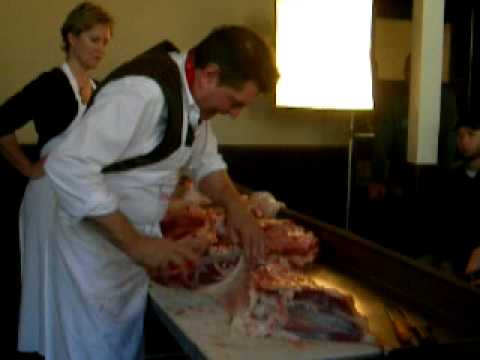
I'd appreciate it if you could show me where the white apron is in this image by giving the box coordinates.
[18,63,95,355]
[18,175,54,354]
[17,135,83,355]
[17,129,92,356]
[45,145,192,360]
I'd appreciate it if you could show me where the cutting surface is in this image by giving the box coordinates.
[149,267,384,360]
[305,264,457,346]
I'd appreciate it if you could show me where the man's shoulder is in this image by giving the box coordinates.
[101,75,164,101]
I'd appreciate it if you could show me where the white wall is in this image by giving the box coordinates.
[0,1,449,145]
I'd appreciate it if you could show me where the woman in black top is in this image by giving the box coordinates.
[0,1,114,178]
[0,3,114,357]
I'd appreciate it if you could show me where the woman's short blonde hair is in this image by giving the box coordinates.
[61,2,114,52]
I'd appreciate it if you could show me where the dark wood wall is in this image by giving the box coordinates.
[220,145,349,228]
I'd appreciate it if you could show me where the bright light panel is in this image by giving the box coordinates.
[276,0,374,110]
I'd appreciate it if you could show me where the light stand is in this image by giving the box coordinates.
[346,112,355,230]
[346,111,375,231]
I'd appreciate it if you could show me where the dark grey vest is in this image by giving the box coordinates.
[92,41,190,173]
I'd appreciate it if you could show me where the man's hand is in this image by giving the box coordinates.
[134,235,200,282]
[198,170,267,268]
[91,211,200,281]
[225,201,266,268]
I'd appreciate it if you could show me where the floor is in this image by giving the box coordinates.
[144,298,189,359]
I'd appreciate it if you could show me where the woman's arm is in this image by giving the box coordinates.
[0,70,66,179]
[0,133,45,178]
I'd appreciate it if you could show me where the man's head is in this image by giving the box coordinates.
[456,113,480,162]
[190,25,279,120]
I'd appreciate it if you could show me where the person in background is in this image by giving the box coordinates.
[437,113,480,282]
[369,54,458,201]
[0,2,113,178]
[42,25,278,359]
[0,2,113,358]
[366,54,458,256]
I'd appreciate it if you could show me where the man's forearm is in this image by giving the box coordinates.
[89,210,144,263]
[199,170,266,265]
[198,170,244,212]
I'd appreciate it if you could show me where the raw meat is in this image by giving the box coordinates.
[152,180,372,343]
[229,262,373,342]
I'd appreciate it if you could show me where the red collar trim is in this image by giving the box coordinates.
[185,52,195,92]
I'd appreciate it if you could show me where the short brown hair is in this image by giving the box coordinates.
[192,26,279,93]
[61,2,114,52]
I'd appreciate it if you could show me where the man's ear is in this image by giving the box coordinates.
[67,33,76,49]
[201,63,221,85]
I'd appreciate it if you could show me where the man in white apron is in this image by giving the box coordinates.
[43,26,278,359]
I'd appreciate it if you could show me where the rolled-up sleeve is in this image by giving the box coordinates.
[45,77,163,221]
[187,121,227,184]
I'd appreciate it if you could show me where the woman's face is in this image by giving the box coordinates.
[67,23,111,71]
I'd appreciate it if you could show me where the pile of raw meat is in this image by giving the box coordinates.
[155,178,373,342]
